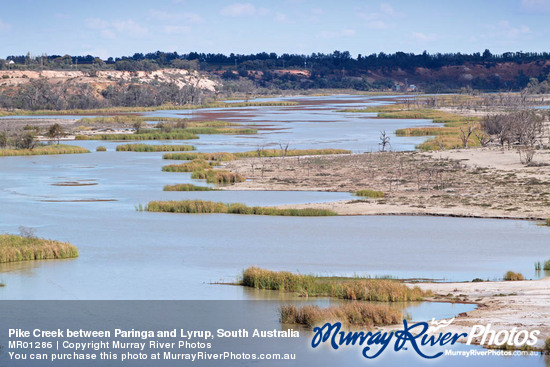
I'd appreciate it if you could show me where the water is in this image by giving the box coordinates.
[140,95,431,152]
[0,95,547,365]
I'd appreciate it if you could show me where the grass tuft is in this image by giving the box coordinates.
[356,190,385,198]
[504,271,524,281]
[280,303,402,328]
[0,145,90,157]
[241,267,428,301]
[0,234,78,263]
[145,200,338,216]
[96,146,107,152]
[190,169,245,184]
[162,159,218,173]
[163,184,216,191]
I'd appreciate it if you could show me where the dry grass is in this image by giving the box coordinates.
[280,303,402,328]
[0,234,78,263]
[241,267,428,301]
[0,145,90,156]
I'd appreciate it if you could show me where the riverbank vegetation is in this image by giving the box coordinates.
[241,267,428,301]
[163,149,351,161]
[116,144,195,152]
[504,271,524,281]
[163,184,216,191]
[356,190,385,198]
[145,200,338,216]
[0,234,79,263]
[190,169,245,184]
[162,159,218,172]
[344,104,483,151]
[0,144,89,156]
[280,303,402,327]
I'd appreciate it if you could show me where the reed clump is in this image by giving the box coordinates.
[145,201,338,216]
[163,152,236,161]
[116,144,195,152]
[162,159,218,173]
[504,271,524,281]
[280,303,402,328]
[0,145,90,157]
[190,169,245,184]
[163,184,216,191]
[96,146,107,152]
[241,267,428,301]
[162,149,351,161]
[356,190,385,198]
[0,234,79,263]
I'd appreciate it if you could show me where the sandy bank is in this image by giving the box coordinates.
[410,277,550,348]
[221,148,550,220]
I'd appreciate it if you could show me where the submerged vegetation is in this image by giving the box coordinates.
[0,234,78,263]
[241,267,428,301]
[0,144,90,157]
[163,184,216,191]
[280,303,402,328]
[504,271,524,281]
[163,149,351,161]
[145,200,338,216]
[356,190,385,198]
[116,144,195,152]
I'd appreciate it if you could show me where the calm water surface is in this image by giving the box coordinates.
[0,96,548,365]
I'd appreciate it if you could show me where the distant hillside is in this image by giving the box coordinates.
[3,50,549,93]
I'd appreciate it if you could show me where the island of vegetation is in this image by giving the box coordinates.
[0,233,79,263]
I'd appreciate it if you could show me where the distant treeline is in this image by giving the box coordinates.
[2,49,550,92]
[5,49,550,70]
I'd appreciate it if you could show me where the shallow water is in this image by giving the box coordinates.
[0,95,547,355]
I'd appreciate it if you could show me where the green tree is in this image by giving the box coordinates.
[46,123,65,144]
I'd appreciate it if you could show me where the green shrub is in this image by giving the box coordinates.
[504,271,524,281]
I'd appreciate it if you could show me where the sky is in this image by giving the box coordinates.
[0,0,549,59]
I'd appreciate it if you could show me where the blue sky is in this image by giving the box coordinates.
[0,0,549,58]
